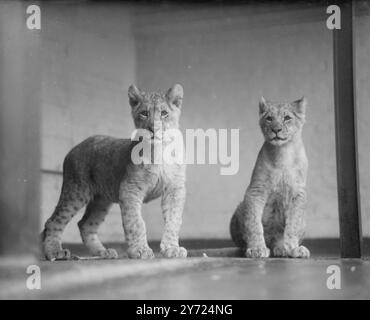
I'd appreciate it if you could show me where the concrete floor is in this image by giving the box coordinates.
[49,258,370,300]
[1,243,370,300]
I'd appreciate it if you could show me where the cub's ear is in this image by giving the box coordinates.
[166,84,184,109]
[292,96,307,115]
[259,96,268,115]
[128,85,142,108]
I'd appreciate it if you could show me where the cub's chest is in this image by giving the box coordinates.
[150,163,182,183]
[270,166,306,196]
[144,164,184,201]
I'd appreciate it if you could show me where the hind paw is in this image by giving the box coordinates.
[274,245,310,258]
[45,248,71,261]
[288,245,310,258]
[43,237,71,261]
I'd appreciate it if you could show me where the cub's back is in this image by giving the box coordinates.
[63,135,135,201]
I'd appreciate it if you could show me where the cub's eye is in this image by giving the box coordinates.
[284,115,292,121]
[266,116,273,122]
[161,110,169,118]
[139,111,148,118]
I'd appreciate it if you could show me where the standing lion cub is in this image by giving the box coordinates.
[42,84,187,260]
[230,96,309,258]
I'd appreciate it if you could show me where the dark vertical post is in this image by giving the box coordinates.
[0,1,41,259]
[333,0,362,258]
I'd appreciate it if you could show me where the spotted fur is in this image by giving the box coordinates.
[42,84,187,260]
[230,97,309,258]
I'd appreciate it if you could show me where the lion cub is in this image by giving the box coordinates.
[42,84,187,260]
[230,97,309,258]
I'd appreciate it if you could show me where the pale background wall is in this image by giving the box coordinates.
[39,1,370,243]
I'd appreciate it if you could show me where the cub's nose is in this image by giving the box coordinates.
[148,122,162,137]
[272,128,282,134]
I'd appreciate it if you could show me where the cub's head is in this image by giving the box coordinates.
[259,96,307,146]
[128,84,183,141]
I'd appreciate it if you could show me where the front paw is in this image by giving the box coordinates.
[161,246,187,258]
[127,245,154,259]
[245,247,270,258]
[98,248,119,259]
[288,245,310,258]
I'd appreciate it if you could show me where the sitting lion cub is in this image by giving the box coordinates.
[230,96,309,258]
[42,84,187,260]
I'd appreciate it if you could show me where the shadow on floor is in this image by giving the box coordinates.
[61,238,370,259]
